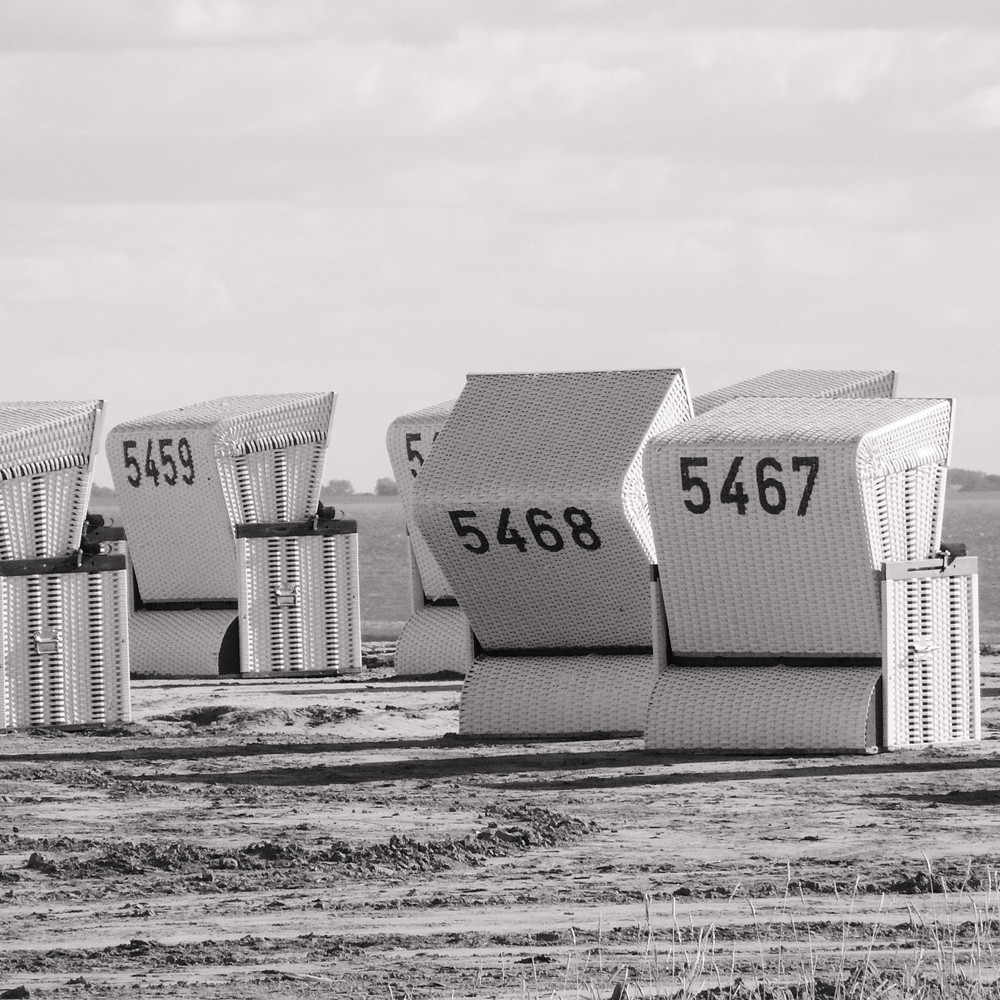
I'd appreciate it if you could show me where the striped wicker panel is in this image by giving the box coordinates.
[386,400,456,604]
[412,370,691,650]
[107,393,334,603]
[693,370,897,416]
[0,557,130,730]
[645,397,952,659]
[236,525,362,675]
[0,400,103,559]
[882,557,980,748]
[129,608,238,677]
[395,605,474,677]
[459,652,658,737]
[644,664,881,752]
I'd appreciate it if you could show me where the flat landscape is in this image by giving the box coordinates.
[1,654,999,999]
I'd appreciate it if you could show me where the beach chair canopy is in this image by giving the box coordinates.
[107,392,335,604]
[0,399,104,559]
[644,395,952,661]
[411,369,692,651]
[386,399,456,603]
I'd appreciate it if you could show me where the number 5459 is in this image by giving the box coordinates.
[123,437,195,488]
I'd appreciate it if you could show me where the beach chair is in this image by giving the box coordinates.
[411,369,692,737]
[0,401,130,729]
[107,393,361,676]
[642,396,979,752]
[386,400,475,677]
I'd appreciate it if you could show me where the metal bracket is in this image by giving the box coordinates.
[272,587,298,608]
[31,628,60,654]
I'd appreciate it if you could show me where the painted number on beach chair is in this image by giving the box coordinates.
[679,456,819,516]
[122,438,196,488]
[405,431,439,477]
[447,507,602,554]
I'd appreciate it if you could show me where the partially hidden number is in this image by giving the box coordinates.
[448,507,601,554]
[123,437,195,487]
[679,456,818,516]
[405,430,439,477]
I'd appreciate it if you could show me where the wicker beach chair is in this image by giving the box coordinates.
[0,400,130,730]
[386,400,475,677]
[642,395,978,752]
[107,393,361,676]
[410,369,692,737]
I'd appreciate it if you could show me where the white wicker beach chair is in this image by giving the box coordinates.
[411,369,692,737]
[107,393,357,676]
[0,400,130,729]
[642,396,976,752]
[386,400,475,677]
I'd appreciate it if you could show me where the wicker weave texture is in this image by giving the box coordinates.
[129,608,238,677]
[386,400,456,604]
[693,370,897,416]
[459,652,658,737]
[412,370,690,650]
[0,400,104,559]
[107,393,334,603]
[1,565,130,729]
[883,558,980,747]
[644,664,881,752]
[237,531,362,674]
[395,605,474,676]
[645,397,952,658]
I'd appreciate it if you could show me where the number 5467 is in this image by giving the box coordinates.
[679,455,819,516]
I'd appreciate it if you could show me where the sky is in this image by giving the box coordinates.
[2,0,999,490]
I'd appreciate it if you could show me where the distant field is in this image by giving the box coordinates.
[941,490,1000,642]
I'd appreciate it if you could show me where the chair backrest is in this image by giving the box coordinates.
[0,400,104,559]
[385,399,456,603]
[107,392,335,603]
[411,369,691,651]
[644,396,952,660]
[693,369,897,416]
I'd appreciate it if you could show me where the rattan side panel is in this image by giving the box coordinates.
[883,559,980,747]
[237,532,361,674]
[644,664,881,752]
[645,397,951,659]
[129,608,238,677]
[395,605,474,676]
[1,567,129,729]
[386,400,456,603]
[459,653,657,737]
[413,370,689,650]
[218,441,326,525]
[693,370,897,416]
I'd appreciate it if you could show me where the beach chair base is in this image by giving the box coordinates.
[459,651,658,738]
[644,663,882,753]
[129,608,239,677]
[1,553,130,729]
[235,519,362,675]
[882,557,980,748]
[395,604,474,677]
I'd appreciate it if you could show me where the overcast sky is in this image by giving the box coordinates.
[2,1,999,489]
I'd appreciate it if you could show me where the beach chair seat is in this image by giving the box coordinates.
[107,393,357,676]
[411,369,692,737]
[386,400,475,676]
[642,395,976,752]
[235,514,361,675]
[0,551,130,729]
